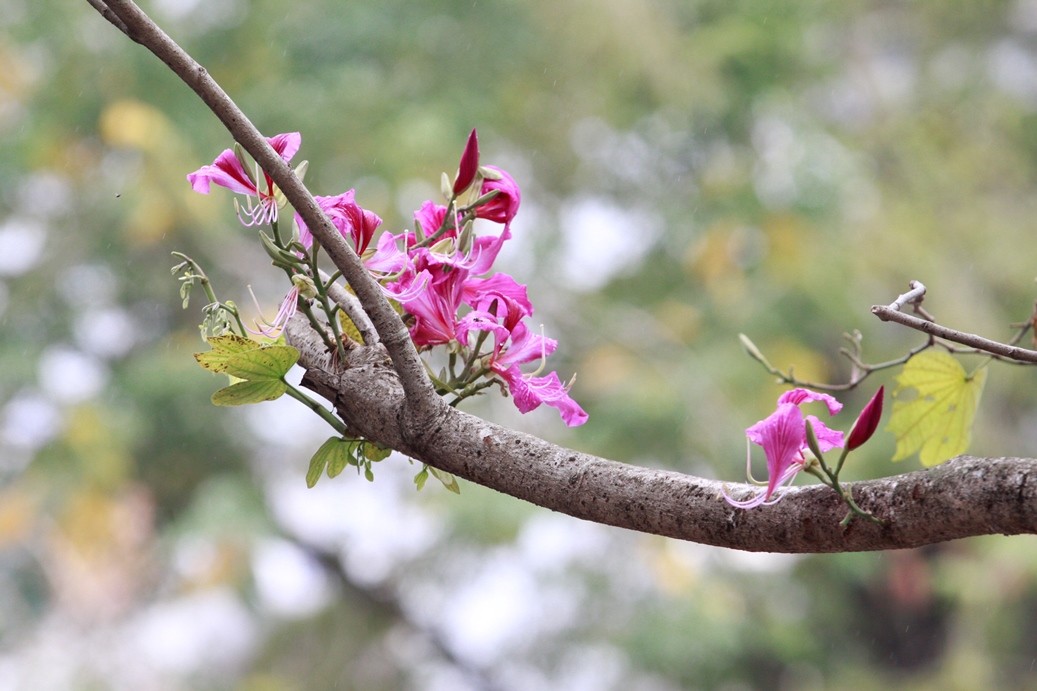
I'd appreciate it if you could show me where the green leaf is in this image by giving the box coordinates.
[224,345,299,381]
[211,379,288,406]
[326,442,356,478]
[306,444,330,488]
[413,466,429,491]
[363,443,392,462]
[194,334,256,373]
[887,351,987,466]
[307,438,359,487]
[428,467,461,494]
[306,437,357,487]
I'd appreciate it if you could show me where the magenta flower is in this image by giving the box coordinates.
[364,230,411,275]
[463,273,533,320]
[295,189,382,255]
[724,388,845,508]
[396,268,467,347]
[481,320,588,427]
[415,201,454,240]
[187,132,301,226]
[475,166,521,226]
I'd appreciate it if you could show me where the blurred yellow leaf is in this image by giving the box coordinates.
[99,99,174,152]
[887,351,987,466]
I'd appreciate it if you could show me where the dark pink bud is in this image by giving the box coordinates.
[846,386,884,451]
[453,129,480,195]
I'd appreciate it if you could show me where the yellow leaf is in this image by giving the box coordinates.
[887,351,987,466]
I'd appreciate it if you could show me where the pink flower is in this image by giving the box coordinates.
[415,201,454,240]
[364,230,411,275]
[296,189,382,255]
[187,132,301,226]
[475,166,521,226]
[481,320,588,427]
[463,273,533,320]
[396,268,466,347]
[724,388,845,509]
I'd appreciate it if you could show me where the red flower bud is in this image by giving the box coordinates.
[846,386,884,451]
[453,128,480,195]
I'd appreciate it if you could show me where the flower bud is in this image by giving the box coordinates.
[846,386,884,451]
[453,129,480,195]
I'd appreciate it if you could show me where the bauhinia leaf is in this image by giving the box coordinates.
[429,467,461,494]
[211,379,288,406]
[223,345,299,381]
[194,334,256,373]
[306,437,359,488]
[887,351,987,466]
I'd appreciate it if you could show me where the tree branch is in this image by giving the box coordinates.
[286,314,1037,553]
[89,1,1037,553]
[872,281,1037,364]
[93,0,445,435]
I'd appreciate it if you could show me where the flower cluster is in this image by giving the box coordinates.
[187,129,587,427]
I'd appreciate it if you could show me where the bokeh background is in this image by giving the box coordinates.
[3,1,1037,689]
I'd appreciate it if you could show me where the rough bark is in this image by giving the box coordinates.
[287,315,1037,553]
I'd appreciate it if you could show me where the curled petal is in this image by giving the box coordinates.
[778,388,842,416]
[499,367,588,427]
[803,415,845,452]
[187,149,256,196]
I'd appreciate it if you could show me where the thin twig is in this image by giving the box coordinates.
[86,0,132,38]
[888,279,927,311]
[320,270,378,345]
[871,281,1037,364]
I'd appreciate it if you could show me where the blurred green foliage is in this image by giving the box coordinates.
[2,0,1037,688]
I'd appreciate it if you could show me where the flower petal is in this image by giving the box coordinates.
[746,402,806,499]
[778,388,843,416]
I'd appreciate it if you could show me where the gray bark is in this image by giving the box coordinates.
[287,316,1037,553]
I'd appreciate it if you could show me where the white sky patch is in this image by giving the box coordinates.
[269,467,442,586]
[74,307,138,359]
[0,217,46,276]
[989,39,1037,107]
[559,197,661,292]
[18,171,72,218]
[0,391,61,453]
[244,382,331,446]
[60,263,119,309]
[252,538,334,618]
[126,588,256,675]
[438,555,541,665]
[37,346,108,404]
[516,513,610,574]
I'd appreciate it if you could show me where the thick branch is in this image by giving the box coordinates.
[94,0,444,431]
[286,315,1037,553]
